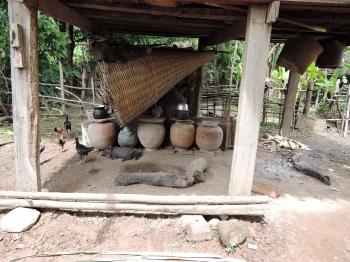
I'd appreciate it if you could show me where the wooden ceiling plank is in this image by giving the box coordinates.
[60,0,178,16]
[19,0,111,38]
[280,0,350,4]
[77,9,229,28]
[203,18,247,46]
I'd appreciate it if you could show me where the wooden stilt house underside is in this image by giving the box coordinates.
[7,0,350,200]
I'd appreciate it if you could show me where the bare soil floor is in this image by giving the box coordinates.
[0,117,350,262]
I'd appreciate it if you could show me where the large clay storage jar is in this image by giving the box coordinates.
[87,122,116,150]
[170,120,195,151]
[137,117,166,151]
[195,121,223,152]
[118,125,138,147]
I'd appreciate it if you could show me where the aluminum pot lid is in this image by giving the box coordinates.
[177,103,188,110]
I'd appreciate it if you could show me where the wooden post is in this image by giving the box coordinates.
[91,77,95,105]
[279,71,301,137]
[80,67,87,114]
[194,38,206,117]
[8,0,41,191]
[59,61,65,113]
[303,80,313,115]
[228,4,272,196]
[342,87,350,137]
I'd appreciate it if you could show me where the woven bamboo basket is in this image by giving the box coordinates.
[276,35,323,74]
[98,48,215,126]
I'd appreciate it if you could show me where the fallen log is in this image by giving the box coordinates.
[0,116,12,122]
[291,153,331,185]
[252,181,281,199]
[0,191,268,205]
[0,199,266,216]
[185,157,207,182]
[115,172,195,188]
[0,140,14,147]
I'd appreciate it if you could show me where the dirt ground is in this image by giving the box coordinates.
[0,117,350,262]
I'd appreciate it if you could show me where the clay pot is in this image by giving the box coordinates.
[92,105,108,119]
[118,125,138,147]
[170,121,195,151]
[87,122,116,150]
[195,124,223,152]
[137,122,165,151]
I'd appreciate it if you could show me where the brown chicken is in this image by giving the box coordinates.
[58,135,65,152]
[54,126,63,136]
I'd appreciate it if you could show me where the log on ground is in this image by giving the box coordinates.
[0,199,266,216]
[115,172,195,188]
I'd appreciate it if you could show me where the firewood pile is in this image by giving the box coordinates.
[260,134,311,151]
[173,71,197,116]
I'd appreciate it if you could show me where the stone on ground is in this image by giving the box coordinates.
[217,220,248,246]
[181,215,212,242]
[1,207,40,233]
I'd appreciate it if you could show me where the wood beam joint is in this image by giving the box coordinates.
[203,18,246,46]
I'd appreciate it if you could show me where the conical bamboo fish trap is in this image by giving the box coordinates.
[98,48,215,126]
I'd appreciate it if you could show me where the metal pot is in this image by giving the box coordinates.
[93,105,107,119]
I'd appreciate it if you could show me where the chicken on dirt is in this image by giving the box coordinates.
[54,126,63,136]
[58,135,65,152]
[75,137,94,164]
[64,114,72,135]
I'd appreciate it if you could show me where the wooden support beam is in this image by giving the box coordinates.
[8,0,41,191]
[0,191,269,205]
[203,19,246,46]
[0,199,266,216]
[266,0,280,24]
[279,71,301,137]
[194,38,206,117]
[16,0,111,39]
[228,4,272,196]
[303,80,313,115]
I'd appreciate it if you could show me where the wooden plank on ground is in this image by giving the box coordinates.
[252,181,281,199]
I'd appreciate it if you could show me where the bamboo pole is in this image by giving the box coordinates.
[91,77,95,105]
[59,61,65,113]
[0,191,268,204]
[0,199,266,215]
[342,87,350,137]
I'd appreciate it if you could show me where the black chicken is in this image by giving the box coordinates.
[75,137,94,164]
[64,114,72,135]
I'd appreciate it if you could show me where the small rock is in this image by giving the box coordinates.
[1,208,41,233]
[219,215,229,221]
[208,218,220,227]
[217,221,248,246]
[248,243,258,250]
[181,215,212,242]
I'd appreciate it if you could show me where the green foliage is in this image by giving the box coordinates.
[270,66,289,88]
[204,41,244,86]
[0,124,13,143]
[260,122,280,131]
[38,13,71,96]
[225,242,237,254]
[0,0,10,75]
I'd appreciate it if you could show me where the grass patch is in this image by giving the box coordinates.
[0,124,14,143]
[260,122,280,131]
